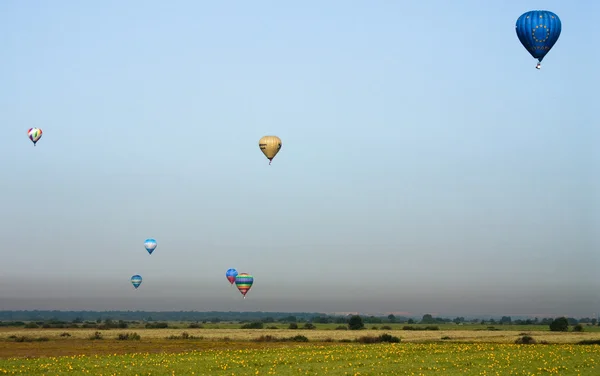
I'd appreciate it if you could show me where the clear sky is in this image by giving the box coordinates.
[0,0,598,317]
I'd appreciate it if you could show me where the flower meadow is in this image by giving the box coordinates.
[0,343,598,375]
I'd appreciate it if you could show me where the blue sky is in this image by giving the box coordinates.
[0,0,598,317]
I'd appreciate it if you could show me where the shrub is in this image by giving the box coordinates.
[24,322,39,329]
[578,339,600,345]
[188,323,203,329]
[335,325,348,330]
[441,336,451,340]
[117,332,141,340]
[60,332,71,337]
[302,323,316,330]
[355,333,400,344]
[402,325,439,331]
[89,332,103,340]
[549,317,569,332]
[254,335,278,342]
[348,315,364,330]
[380,325,392,330]
[515,335,537,344]
[240,321,264,329]
[267,325,279,329]
[145,322,169,329]
[572,324,584,332]
[289,335,309,342]
[288,323,298,329]
[166,332,203,340]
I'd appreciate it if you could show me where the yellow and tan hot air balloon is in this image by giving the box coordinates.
[258,136,282,165]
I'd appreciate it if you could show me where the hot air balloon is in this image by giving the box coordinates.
[515,10,561,69]
[144,238,157,255]
[27,128,43,146]
[131,275,142,289]
[235,273,254,299]
[226,268,238,285]
[258,136,282,165]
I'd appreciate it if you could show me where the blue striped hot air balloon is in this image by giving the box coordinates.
[516,10,561,69]
[144,238,157,255]
[131,275,142,289]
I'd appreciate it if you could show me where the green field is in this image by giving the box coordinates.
[1,342,599,375]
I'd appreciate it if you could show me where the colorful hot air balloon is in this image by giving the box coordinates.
[131,275,142,289]
[515,10,561,69]
[258,136,282,165]
[226,268,238,285]
[144,238,157,255]
[27,128,43,146]
[235,273,254,299]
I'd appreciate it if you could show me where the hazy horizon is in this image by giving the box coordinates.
[1,0,598,318]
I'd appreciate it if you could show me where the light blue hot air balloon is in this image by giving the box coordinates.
[144,238,157,255]
[131,275,142,289]
[516,10,562,69]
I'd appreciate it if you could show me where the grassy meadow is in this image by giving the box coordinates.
[1,323,600,374]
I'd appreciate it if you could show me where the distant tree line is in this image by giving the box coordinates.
[0,311,597,327]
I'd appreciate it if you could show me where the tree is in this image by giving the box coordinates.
[549,317,569,332]
[407,319,415,324]
[592,318,597,326]
[420,314,435,324]
[348,315,364,330]
[387,314,396,323]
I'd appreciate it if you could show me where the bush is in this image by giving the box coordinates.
[355,333,400,344]
[117,332,141,340]
[89,332,103,340]
[24,322,39,329]
[348,315,364,330]
[335,325,348,330]
[60,332,71,337]
[289,335,309,342]
[166,332,203,340]
[402,325,439,331]
[380,325,392,330]
[188,323,203,329]
[572,324,584,332]
[254,335,278,342]
[549,317,569,332]
[578,339,600,345]
[302,323,316,330]
[288,323,298,329]
[515,335,537,344]
[441,336,451,340]
[240,321,264,329]
[145,322,169,329]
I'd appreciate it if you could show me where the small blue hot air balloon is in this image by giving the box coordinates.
[516,10,561,69]
[144,238,157,255]
[226,268,238,285]
[131,275,142,289]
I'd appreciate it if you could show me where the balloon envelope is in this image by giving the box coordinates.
[131,275,142,289]
[226,268,238,285]
[235,273,254,298]
[515,10,561,63]
[28,128,43,146]
[144,238,157,255]
[258,136,282,164]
